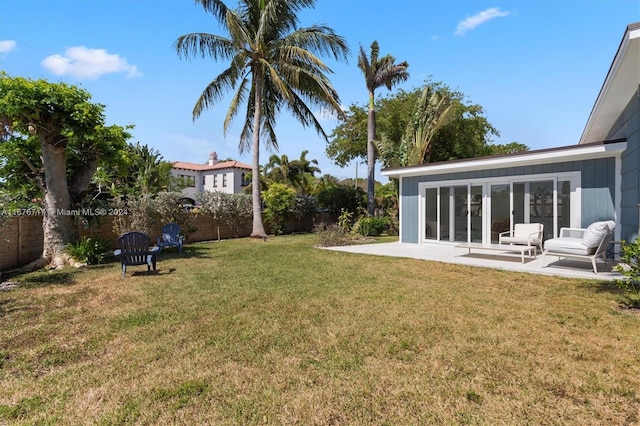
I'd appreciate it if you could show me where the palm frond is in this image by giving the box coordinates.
[173,33,235,61]
[193,59,245,120]
[223,76,250,134]
[196,0,229,23]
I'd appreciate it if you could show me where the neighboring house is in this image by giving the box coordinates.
[171,152,252,203]
[382,22,639,246]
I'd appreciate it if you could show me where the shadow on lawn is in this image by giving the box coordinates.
[155,244,212,260]
[0,298,20,318]
[11,270,79,289]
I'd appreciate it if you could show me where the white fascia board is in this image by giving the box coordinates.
[382,142,627,179]
[580,24,640,144]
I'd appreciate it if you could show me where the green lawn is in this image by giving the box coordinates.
[1,234,639,425]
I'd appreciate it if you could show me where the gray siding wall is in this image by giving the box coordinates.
[400,157,617,243]
[611,86,640,242]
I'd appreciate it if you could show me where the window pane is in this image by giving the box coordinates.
[440,187,450,241]
[425,188,437,240]
[557,180,571,237]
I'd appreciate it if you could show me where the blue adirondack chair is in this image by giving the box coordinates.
[157,223,184,253]
[114,231,159,278]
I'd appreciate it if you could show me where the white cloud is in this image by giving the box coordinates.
[0,40,17,53]
[455,7,511,36]
[41,46,142,79]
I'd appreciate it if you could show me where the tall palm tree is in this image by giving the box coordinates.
[174,0,349,238]
[358,41,409,215]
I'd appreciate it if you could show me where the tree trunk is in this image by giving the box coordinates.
[367,91,376,216]
[40,138,74,268]
[250,76,267,239]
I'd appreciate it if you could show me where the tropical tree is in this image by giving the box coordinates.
[325,103,368,167]
[328,81,523,170]
[93,142,173,199]
[357,41,409,215]
[403,85,454,165]
[264,153,295,186]
[174,0,349,238]
[131,143,173,195]
[264,150,320,194]
[485,141,529,156]
[0,73,130,268]
[289,149,321,195]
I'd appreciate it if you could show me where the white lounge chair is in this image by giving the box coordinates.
[499,223,544,254]
[542,220,615,274]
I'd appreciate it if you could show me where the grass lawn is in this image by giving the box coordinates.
[1,234,639,425]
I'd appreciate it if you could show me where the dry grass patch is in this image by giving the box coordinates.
[1,235,639,424]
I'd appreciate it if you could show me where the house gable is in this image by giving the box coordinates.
[580,23,640,145]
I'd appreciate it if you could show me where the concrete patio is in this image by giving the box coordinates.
[324,241,624,281]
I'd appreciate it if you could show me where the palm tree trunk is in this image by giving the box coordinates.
[250,77,267,238]
[367,92,376,216]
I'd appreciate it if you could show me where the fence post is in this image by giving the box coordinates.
[17,216,22,265]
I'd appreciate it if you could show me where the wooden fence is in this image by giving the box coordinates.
[0,212,333,271]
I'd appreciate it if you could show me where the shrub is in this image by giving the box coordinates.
[290,196,318,231]
[263,183,296,235]
[352,216,387,237]
[337,209,354,232]
[153,191,197,238]
[316,184,366,216]
[314,223,351,247]
[614,239,640,308]
[197,192,252,238]
[112,194,157,236]
[66,236,112,265]
[111,192,197,239]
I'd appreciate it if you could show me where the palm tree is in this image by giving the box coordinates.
[265,153,294,186]
[174,0,349,238]
[290,149,321,195]
[358,41,409,216]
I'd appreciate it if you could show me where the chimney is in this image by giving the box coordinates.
[208,151,219,166]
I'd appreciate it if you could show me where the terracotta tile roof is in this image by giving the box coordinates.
[172,160,252,171]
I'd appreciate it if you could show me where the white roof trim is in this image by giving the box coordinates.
[382,142,627,179]
[580,23,640,144]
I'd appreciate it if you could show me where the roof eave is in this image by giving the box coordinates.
[579,23,640,144]
[382,141,627,179]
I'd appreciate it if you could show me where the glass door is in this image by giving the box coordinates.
[512,180,554,241]
[490,184,510,243]
[453,186,468,242]
[424,184,485,243]
[425,188,437,240]
[470,185,483,243]
[440,187,451,241]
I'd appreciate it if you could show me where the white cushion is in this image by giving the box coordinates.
[581,220,615,248]
[546,237,595,256]
[513,223,542,242]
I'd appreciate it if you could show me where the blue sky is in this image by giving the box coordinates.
[1,0,639,181]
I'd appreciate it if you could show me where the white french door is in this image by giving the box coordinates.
[420,172,580,245]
